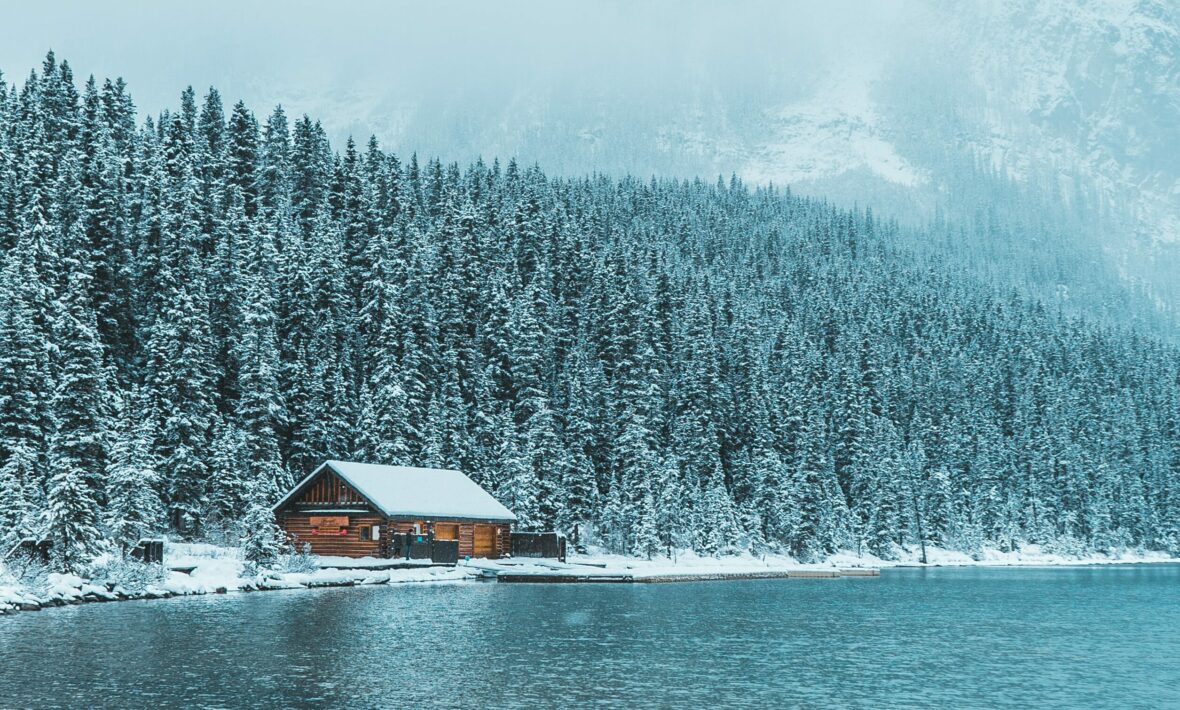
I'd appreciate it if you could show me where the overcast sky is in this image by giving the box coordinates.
[1,1,912,144]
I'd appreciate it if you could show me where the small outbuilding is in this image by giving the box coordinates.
[273,460,516,559]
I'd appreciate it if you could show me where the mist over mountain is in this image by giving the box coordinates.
[6,0,1173,328]
[391,0,1175,326]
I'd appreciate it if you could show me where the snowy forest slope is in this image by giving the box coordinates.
[260,0,1180,331]
[1,54,1179,572]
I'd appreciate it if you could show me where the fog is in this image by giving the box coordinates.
[4,0,1178,299]
[1,0,917,158]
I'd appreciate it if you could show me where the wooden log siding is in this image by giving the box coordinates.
[282,513,387,557]
[294,470,367,506]
[459,524,475,558]
[281,515,510,559]
[389,520,428,536]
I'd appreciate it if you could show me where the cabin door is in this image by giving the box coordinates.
[473,525,496,558]
[434,523,459,541]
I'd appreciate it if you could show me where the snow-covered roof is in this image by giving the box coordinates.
[274,460,517,523]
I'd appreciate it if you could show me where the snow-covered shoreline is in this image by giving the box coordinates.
[0,543,477,615]
[829,543,1180,569]
[3,543,1177,616]
[546,544,1180,581]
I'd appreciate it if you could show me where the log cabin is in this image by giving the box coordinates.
[272,460,516,559]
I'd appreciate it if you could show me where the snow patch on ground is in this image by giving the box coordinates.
[4,543,1177,614]
[0,543,478,613]
[468,544,1180,582]
[742,66,924,189]
[569,544,1180,576]
[160,543,473,595]
[881,543,1180,568]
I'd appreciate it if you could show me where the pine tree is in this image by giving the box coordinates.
[104,393,163,555]
[144,117,217,536]
[44,457,103,574]
[792,406,841,560]
[204,419,251,535]
[42,266,110,572]
[0,253,50,490]
[241,499,285,569]
[49,264,111,506]
[497,411,541,530]
[510,279,560,527]
[554,352,600,542]
[1,56,1178,567]
[634,484,662,559]
[696,463,740,555]
[0,447,36,549]
[234,216,285,499]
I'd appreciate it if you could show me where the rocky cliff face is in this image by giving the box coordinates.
[956,0,1180,242]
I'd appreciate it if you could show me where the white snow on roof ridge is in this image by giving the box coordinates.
[321,460,517,522]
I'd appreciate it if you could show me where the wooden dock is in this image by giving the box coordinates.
[459,557,881,584]
[315,561,452,571]
[787,569,841,578]
[637,570,793,583]
[493,568,880,584]
[497,574,635,583]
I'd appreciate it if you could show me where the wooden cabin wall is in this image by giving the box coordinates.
[449,522,509,558]
[387,520,429,536]
[500,526,511,557]
[280,513,386,558]
[382,520,510,558]
[293,471,367,505]
[458,524,475,557]
[278,512,512,559]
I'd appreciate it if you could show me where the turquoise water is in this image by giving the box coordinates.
[1,566,1178,708]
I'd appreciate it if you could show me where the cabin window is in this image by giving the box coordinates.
[358,525,380,541]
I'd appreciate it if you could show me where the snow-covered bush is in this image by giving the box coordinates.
[88,556,165,593]
[1042,535,1088,558]
[7,557,51,596]
[1161,533,1180,558]
[279,543,318,573]
[199,516,243,549]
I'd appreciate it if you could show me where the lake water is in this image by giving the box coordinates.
[1,566,1178,708]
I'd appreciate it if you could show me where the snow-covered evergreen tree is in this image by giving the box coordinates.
[44,459,103,574]
[241,498,285,569]
[1,52,1179,568]
[0,447,36,548]
[104,392,162,555]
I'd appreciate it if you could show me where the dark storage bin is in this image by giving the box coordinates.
[390,532,437,560]
[131,538,165,564]
[431,540,459,565]
[510,532,567,561]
